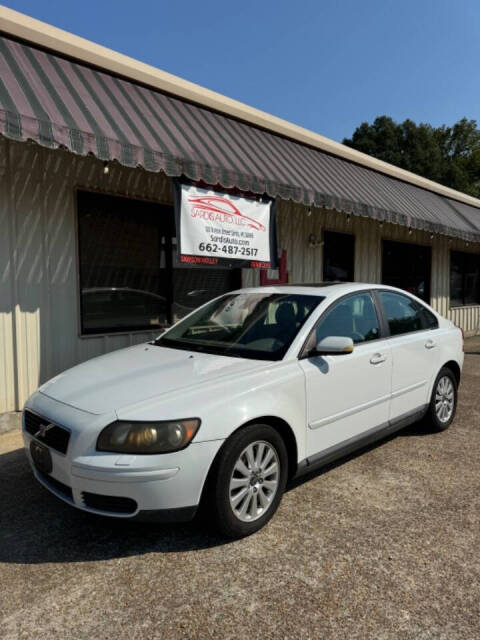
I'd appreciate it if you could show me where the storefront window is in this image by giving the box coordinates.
[450,250,480,306]
[382,240,431,302]
[323,231,355,282]
[77,191,240,335]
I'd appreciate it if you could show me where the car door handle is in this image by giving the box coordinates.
[425,339,436,349]
[370,353,387,365]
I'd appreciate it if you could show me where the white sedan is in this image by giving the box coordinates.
[23,283,464,538]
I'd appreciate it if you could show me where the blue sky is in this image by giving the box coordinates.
[3,0,479,141]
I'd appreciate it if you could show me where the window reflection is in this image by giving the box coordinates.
[77,191,240,334]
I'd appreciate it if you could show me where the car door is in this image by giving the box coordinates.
[299,291,392,458]
[375,290,440,422]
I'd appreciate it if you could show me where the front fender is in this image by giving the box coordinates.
[117,360,308,463]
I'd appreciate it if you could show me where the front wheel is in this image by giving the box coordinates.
[425,367,458,432]
[210,424,288,538]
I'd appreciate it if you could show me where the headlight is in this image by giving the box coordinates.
[96,418,201,454]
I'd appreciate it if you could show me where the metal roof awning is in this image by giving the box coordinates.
[1,34,480,242]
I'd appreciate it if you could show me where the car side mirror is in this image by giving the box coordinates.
[313,336,354,356]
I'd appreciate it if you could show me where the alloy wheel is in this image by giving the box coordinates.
[229,440,280,522]
[435,375,455,423]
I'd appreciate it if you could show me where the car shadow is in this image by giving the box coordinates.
[1,419,439,565]
[0,447,230,565]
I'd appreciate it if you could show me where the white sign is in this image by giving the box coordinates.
[177,184,275,268]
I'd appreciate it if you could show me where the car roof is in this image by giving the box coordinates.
[236,282,420,299]
[238,282,380,298]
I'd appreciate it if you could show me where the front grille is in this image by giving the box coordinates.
[82,492,137,514]
[24,410,70,454]
[37,470,73,501]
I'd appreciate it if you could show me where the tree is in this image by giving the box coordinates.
[343,117,480,198]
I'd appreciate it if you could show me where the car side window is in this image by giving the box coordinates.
[313,292,380,346]
[419,305,439,330]
[379,291,423,336]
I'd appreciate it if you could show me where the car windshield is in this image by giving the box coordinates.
[155,292,322,360]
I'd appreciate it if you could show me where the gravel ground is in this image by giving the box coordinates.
[1,339,479,639]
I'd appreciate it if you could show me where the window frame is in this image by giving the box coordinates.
[299,290,387,359]
[74,188,242,338]
[449,249,480,308]
[322,230,355,282]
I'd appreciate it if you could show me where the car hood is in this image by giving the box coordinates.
[39,343,267,414]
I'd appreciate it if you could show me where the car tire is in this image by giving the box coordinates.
[425,367,458,432]
[209,424,288,539]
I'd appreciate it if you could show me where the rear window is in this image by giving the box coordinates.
[419,306,439,330]
[380,291,423,336]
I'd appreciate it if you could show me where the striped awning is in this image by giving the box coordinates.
[1,34,480,242]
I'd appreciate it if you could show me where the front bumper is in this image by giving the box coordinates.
[23,392,223,520]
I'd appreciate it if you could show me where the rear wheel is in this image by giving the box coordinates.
[425,367,458,432]
[210,424,288,538]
